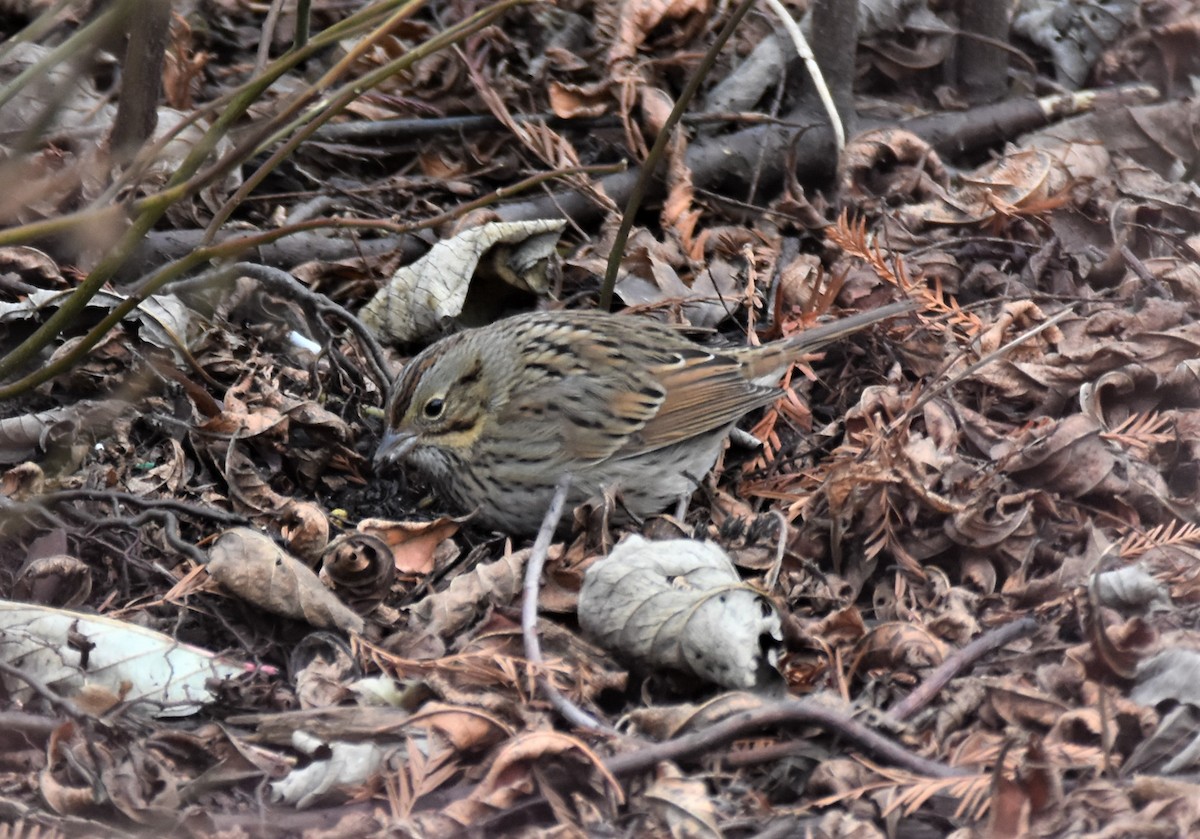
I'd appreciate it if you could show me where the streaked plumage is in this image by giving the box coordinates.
[375,302,912,534]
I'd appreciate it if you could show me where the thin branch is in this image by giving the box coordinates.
[603,697,967,779]
[888,617,1039,721]
[762,0,843,150]
[521,474,611,732]
[599,0,757,310]
[0,660,86,720]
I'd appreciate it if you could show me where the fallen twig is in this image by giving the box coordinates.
[888,617,1039,721]
[521,474,612,732]
[603,697,967,779]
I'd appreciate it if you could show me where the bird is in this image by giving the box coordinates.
[374,301,913,534]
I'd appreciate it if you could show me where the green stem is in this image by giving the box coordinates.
[294,0,312,49]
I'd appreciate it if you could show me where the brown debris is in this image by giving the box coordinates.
[7,0,1200,834]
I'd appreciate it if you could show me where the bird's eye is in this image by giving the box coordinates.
[423,397,445,419]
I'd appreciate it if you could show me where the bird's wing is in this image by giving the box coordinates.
[493,316,780,463]
[629,347,780,453]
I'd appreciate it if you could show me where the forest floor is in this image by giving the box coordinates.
[2,0,1200,836]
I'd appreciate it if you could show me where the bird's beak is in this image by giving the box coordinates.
[374,430,418,471]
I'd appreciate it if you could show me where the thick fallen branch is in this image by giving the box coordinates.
[122,87,1158,274]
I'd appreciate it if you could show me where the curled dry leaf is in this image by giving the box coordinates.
[357,515,460,576]
[0,244,66,287]
[0,400,127,466]
[985,682,1071,729]
[0,43,116,140]
[548,78,610,119]
[290,632,359,709]
[609,0,710,65]
[998,414,1170,510]
[359,220,566,344]
[969,303,1200,406]
[1125,705,1200,775]
[319,532,396,615]
[217,445,294,516]
[1133,648,1200,708]
[0,289,198,358]
[977,300,1064,355]
[579,535,785,694]
[404,548,528,644]
[623,691,768,740]
[898,149,1074,229]
[591,233,739,328]
[849,621,948,680]
[126,438,188,496]
[1013,0,1131,86]
[406,702,514,752]
[1093,565,1171,612]
[644,763,721,839]
[1047,696,1155,771]
[0,601,245,717]
[840,128,949,207]
[206,528,364,635]
[12,554,91,609]
[280,500,330,566]
[432,731,622,832]
[42,724,106,815]
[946,490,1037,550]
[271,736,388,809]
[1,461,45,498]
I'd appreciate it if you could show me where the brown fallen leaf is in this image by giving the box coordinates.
[357,515,460,576]
[206,527,364,634]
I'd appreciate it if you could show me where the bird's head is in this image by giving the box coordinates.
[374,336,492,472]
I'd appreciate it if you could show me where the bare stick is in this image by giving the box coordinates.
[762,0,844,150]
[888,617,1039,721]
[521,475,611,732]
[765,510,789,592]
[0,660,85,720]
[603,696,966,779]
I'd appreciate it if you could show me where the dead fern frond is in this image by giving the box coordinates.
[1101,412,1173,456]
[826,212,911,291]
[826,211,982,336]
[883,771,993,822]
[805,763,992,824]
[1120,519,1200,559]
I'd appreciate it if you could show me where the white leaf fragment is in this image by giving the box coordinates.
[359,219,566,343]
[0,600,245,717]
[271,734,389,809]
[579,535,784,694]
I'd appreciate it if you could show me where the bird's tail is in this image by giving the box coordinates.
[738,298,918,381]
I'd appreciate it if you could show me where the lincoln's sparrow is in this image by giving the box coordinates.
[374,302,912,534]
